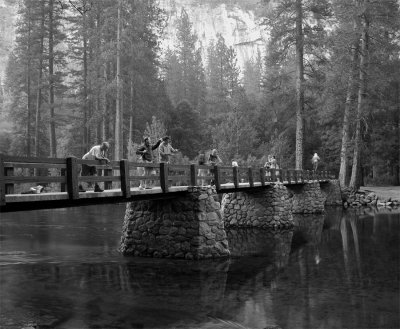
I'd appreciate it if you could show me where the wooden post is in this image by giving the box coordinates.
[271,168,276,182]
[61,168,66,192]
[260,168,265,186]
[66,157,79,200]
[104,168,112,190]
[248,167,254,187]
[160,162,168,193]
[213,165,220,190]
[5,166,14,194]
[0,154,5,206]
[281,169,286,182]
[190,164,197,186]
[233,166,239,188]
[120,159,130,198]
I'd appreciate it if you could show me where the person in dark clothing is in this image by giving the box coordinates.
[208,149,222,185]
[136,137,163,189]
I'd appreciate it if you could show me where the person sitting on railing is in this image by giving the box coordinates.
[158,136,178,164]
[136,137,163,190]
[79,141,110,193]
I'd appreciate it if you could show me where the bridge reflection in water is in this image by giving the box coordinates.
[0,206,398,329]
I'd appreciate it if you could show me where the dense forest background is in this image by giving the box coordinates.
[0,0,399,189]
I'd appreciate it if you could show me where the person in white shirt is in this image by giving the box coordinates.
[311,152,321,171]
[158,136,178,163]
[80,142,110,192]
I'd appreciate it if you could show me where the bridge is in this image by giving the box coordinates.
[0,154,333,212]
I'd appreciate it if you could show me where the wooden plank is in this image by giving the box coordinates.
[248,167,254,187]
[78,176,121,183]
[3,155,66,164]
[4,176,65,183]
[169,175,189,182]
[233,166,239,188]
[4,162,66,169]
[160,162,168,193]
[66,157,79,200]
[120,160,130,198]
[259,168,265,186]
[190,164,197,186]
[129,175,160,181]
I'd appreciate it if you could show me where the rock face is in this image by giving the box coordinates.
[221,184,294,229]
[159,0,267,69]
[120,186,230,259]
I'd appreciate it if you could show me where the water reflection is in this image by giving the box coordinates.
[0,205,399,329]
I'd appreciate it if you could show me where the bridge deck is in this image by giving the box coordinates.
[0,154,333,212]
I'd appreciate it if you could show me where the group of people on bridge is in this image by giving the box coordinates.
[77,137,322,192]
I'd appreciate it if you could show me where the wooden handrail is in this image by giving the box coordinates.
[0,154,335,207]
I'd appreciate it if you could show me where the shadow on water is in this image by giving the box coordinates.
[0,204,399,329]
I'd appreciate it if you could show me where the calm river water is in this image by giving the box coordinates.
[0,205,399,329]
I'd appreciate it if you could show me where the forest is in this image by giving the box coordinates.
[0,0,399,190]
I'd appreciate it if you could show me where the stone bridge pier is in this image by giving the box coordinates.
[221,184,294,229]
[120,187,230,259]
[120,181,342,259]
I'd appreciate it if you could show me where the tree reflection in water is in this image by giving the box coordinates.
[0,205,398,328]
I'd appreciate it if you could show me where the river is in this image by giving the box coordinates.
[0,205,399,329]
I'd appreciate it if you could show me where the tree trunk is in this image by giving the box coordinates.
[396,82,400,185]
[114,0,122,160]
[295,0,304,170]
[26,6,32,157]
[82,1,89,154]
[102,63,109,141]
[350,2,369,190]
[34,0,45,158]
[48,0,57,157]
[339,40,359,187]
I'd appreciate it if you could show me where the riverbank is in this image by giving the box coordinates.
[341,185,399,208]
[360,186,400,202]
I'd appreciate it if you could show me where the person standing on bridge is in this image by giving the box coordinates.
[159,136,178,164]
[79,142,110,193]
[208,149,222,186]
[136,136,163,189]
[311,152,321,171]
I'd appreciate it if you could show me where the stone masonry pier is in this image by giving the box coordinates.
[120,181,342,259]
[120,187,230,259]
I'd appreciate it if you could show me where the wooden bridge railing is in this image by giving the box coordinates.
[0,154,333,206]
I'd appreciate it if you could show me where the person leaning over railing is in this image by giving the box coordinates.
[136,137,163,190]
[79,142,110,192]
[158,136,178,164]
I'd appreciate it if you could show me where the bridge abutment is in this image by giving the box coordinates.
[221,184,294,229]
[120,187,230,259]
